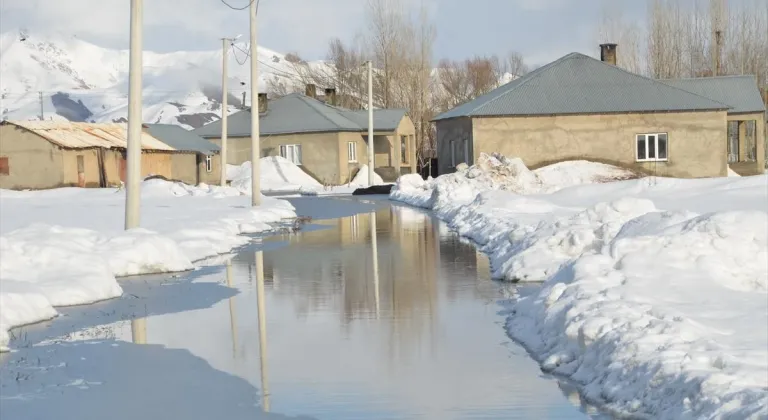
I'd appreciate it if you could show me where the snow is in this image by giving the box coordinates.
[390,154,768,419]
[728,166,742,177]
[227,157,322,195]
[0,30,331,127]
[350,164,386,186]
[0,180,296,350]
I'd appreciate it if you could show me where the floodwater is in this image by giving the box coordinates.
[0,196,606,420]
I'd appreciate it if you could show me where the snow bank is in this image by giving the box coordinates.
[350,164,386,186]
[389,153,768,418]
[534,160,638,190]
[0,179,296,350]
[228,156,323,194]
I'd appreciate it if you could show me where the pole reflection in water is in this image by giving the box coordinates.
[370,211,380,319]
[255,250,270,412]
[130,317,146,345]
[226,259,238,359]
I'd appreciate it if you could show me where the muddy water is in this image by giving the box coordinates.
[0,196,605,420]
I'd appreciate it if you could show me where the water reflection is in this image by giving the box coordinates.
[2,199,607,419]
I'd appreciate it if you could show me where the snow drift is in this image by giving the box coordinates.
[390,154,768,419]
[0,179,296,350]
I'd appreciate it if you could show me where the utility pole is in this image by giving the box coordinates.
[250,1,261,206]
[220,38,229,187]
[367,60,374,187]
[125,0,142,229]
[38,91,44,121]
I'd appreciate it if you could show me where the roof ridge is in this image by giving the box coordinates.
[468,53,585,116]
[296,94,362,130]
[661,74,757,81]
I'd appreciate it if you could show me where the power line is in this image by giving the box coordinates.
[219,0,255,11]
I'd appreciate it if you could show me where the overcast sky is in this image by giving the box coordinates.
[0,0,760,66]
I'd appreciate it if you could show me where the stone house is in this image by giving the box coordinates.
[434,44,766,178]
[143,124,221,185]
[194,87,417,184]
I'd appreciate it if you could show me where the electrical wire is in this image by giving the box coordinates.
[219,0,255,11]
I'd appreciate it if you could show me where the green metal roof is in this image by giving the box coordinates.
[658,75,766,115]
[143,123,220,154]
[193,93,408,138]
[433,53,731,121]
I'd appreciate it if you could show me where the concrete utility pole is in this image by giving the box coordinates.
[250,1,261,205]
[367,60,374,187]
[125,0,143,229]
[220,38,229,187]
[38,91,44,121]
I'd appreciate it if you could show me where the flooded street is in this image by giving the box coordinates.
[1,196,604,419]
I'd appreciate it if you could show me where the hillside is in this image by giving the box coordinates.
[0,30,328,129]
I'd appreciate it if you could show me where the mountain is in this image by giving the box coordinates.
[0,30,328,129]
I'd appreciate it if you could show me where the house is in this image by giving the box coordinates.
[143,123,221,185]
[657,76,765,175]
[433,44,766,178]
[193,87,417,184]
[0,121,214,190]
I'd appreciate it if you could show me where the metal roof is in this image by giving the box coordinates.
[2,120,175,151]
[433,53,731,121]
[193,93,408,138]
[143,123,220,154]
[658,75,766,114]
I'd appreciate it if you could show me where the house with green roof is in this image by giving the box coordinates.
[434,44,766,178]
[194,88,416,184]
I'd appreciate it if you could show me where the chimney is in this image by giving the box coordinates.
[257,93,268,114]
[324,87,337,106]
[305,83,316,99]
[600,43,617,66]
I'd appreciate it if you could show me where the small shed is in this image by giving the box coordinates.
[143,124,221,185]
[0,121,200,190]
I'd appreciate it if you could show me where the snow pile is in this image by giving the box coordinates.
[0,179,296,350]
[228,157,323,195]
[534,160,638,190]
[350,165,386,186]
[390,153,768,418]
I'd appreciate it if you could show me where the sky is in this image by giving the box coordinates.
[0,0,761,66]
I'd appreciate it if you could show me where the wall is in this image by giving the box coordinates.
[373,135,392,169]
[394,116,417,174]
[0,125,65,189]
[726,112,766,175]
[197,153,222,185]
[209,132,344,185]
[470,111,728,178]
[61,148,102,187]
[170,153,199,185]
[141,152,173,179]
[435,117,473,175]
[338,132,369,184]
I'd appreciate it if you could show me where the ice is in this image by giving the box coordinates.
[390,155,768,418]
[0,179,296,350]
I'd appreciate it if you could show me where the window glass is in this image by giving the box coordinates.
[636,135,646,160]
[657,134,667,159]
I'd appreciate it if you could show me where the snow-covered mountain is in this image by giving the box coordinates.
[0,30,328,129]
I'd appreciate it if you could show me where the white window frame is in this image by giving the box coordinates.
[279,144,303,165]
[635,133,668,162]
[205,155,213,172]
[347,141,357,163]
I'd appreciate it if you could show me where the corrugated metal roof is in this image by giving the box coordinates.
[193,93,408,138]
[433,53,731,121]
[658,75,766,114]
[2,120,175,151]
[143,123,220,154]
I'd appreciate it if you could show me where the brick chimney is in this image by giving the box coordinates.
[305,84,317,99]
[600,43,617,66]
[324,87,337,106]
[257,93,268,113]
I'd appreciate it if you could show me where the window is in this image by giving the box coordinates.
[347,141,357,162]
[401,136,408,164]
[0,157,8,175]
[279,144,302,165]
[636,133,668,162]
[450,140,456,166]
[205,155,213,172]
